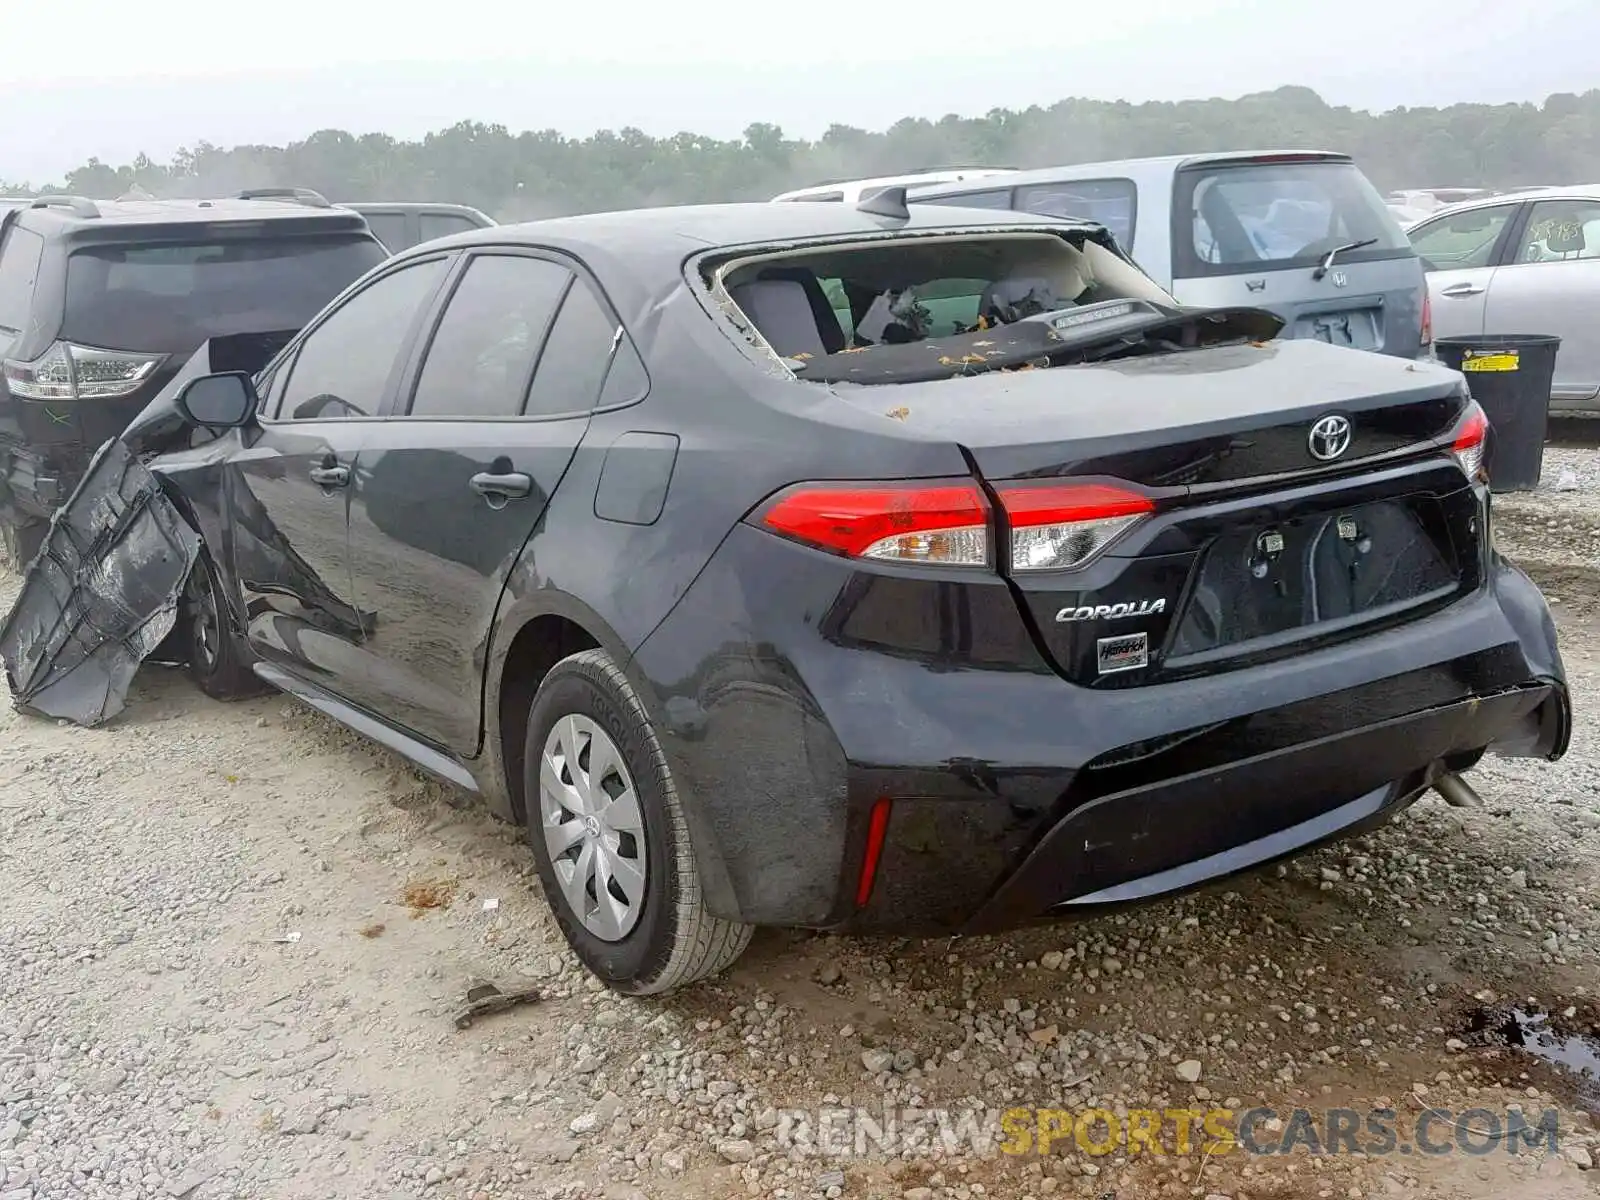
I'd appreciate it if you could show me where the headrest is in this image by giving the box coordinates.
[729,279,827,360]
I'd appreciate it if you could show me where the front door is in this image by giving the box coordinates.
[344,250,644,755]
[1408,201,1524,350]
[228,253,452,691]
[228,422,369,683]
[1482,196,1600,405]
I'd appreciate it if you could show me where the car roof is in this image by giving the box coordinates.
[386,200,1108,321]
[14,195,373,240]
[394,199,1104,266]
[906,150,1356,197]
[1459,184,1598,204]
[1404,184,1600,227]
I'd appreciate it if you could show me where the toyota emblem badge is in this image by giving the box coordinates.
[1308,414,1353,462]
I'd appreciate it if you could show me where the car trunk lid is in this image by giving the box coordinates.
[829,337,1480,686]
[829,335,1467,485]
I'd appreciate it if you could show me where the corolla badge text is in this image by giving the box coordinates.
[1055,598,1167,623]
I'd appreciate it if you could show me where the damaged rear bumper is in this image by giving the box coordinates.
[954,678,1564,934]
[637,518,1571,934]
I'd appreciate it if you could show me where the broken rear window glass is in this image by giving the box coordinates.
[712,230,1178,384]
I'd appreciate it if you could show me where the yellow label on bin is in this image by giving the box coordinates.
[1461,351,1520,372]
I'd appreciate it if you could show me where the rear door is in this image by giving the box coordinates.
[1167,156,1426,358]
[227,254,452,687]
[342,249,643,754]
[1407,201,1524,347]
[1480,196,1600,405]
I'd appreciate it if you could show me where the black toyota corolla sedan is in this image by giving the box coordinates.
[111,191,1568,993]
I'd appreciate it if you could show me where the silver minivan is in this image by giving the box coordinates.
[907,150,1430,359]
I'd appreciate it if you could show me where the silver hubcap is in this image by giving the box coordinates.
[539,715,646,941]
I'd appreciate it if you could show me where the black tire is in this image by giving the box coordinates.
[523,649,752,994]
[182,549,266,701]
[0,517,46,574]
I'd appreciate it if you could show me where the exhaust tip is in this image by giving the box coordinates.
[1434,772,1484,809]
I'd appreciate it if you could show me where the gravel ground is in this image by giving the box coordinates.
[2,468,1599,1200]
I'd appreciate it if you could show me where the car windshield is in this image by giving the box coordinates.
[1174,160,1411,277]
[63,234,389,353]
[712,229,1213,385]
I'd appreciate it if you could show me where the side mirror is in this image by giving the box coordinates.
[176,372,258,429]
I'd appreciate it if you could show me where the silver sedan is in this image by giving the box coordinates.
[1408,186,1600,415]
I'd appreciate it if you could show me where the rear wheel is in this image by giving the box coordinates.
[182,549,265,701]
[523,649,752,994]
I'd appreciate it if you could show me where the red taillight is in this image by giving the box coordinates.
[755,477,1155,572]
[998,481,1155,571]
[759,480,992,566]
[1420,290,1433,347]
[1451,400,1489,481]
[855,797,893,908]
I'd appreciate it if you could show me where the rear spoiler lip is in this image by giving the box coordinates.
[1175,150,1354,172]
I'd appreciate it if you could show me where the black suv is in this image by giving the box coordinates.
[0,189,389,563]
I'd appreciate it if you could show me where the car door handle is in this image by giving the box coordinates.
[1440,282,1485,297]
[469,471,533,500]
[308,464,350,487]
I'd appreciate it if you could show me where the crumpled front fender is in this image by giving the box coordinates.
[0,437,199,726]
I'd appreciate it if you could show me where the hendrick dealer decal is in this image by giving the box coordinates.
[1096,632,1149,674]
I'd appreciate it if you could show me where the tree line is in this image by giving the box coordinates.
[6,86,1600,220]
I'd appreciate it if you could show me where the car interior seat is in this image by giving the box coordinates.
[1547,219,1589,258]
[728,279,829,360]
[754,267,847,353]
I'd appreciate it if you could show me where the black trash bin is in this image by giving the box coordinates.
[1432,334,1560,492]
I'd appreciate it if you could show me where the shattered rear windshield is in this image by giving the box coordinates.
[712,230,1177,385]
[63,235,389,354]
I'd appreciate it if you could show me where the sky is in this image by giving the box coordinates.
[2,0,1596,184]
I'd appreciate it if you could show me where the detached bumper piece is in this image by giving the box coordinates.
[0,438,199,726]
[960,682,1557,934]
